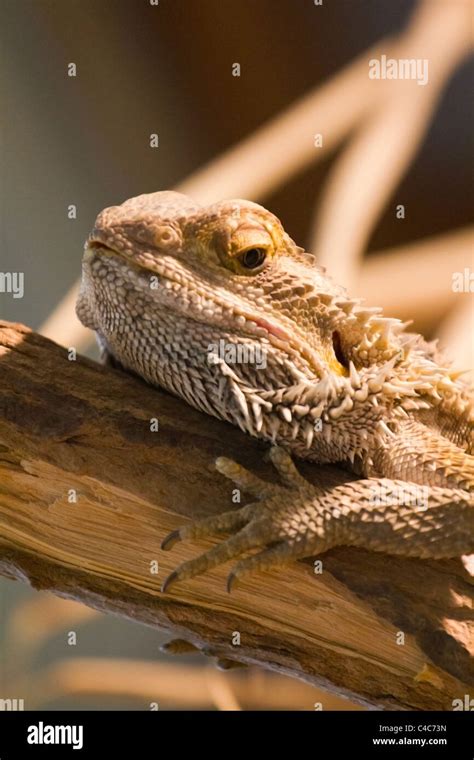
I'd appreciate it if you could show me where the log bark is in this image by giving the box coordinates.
[0,320,472,710]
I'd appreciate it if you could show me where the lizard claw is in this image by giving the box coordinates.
[226,571,239,594]
[161,570,180,593]
[161,529,182,551]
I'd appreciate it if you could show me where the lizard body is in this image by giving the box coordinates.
[76,191,474,591]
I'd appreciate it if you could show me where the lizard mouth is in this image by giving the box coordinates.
[84,242,330,377]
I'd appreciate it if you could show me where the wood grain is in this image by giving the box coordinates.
[0,321,472,710]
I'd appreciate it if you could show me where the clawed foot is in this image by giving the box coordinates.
[161,446,328,592]
[161,447,474,592]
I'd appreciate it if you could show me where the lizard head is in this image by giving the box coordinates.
[77,191,456,455]
[79,191,394,376]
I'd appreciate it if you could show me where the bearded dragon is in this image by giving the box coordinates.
[76,191,474,592]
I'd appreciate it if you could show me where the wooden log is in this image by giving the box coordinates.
[0,321,472,710]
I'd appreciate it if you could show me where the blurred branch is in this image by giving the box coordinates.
[4,594,98,682]
[177,41,382,202]
[358,226,474,332]
[436,299,474,381]
[205,668,242,711]
[311,0,474,287]
[39,281,83,352]
[0,321,472,710]
[10,658,345,711]
[7,595,97,654]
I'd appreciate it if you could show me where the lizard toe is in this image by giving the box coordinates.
[215,456,283,499]
[226,539,311,592]
[161,520,272,591]
[161,503,257,551]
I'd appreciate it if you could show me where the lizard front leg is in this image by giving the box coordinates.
[161,447,474,592]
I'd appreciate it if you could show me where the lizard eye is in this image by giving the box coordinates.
[153,224,181,249]
[239,247,267,270]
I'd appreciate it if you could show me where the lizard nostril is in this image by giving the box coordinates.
[332,331,349,369]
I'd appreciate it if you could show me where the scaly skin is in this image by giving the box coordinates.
[76,191,474,591]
